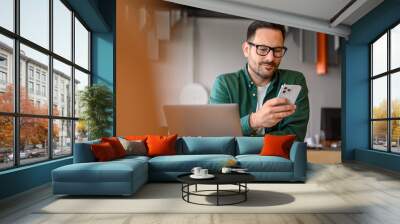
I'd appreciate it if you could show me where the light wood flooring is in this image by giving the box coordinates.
[1,161,400,224]
[307,148,341,164]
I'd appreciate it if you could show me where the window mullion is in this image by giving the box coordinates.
[13,0,21,167]
[370,46,373,149]
[388,30,391,152]
[387,29,392,152]
[49,0,54,160]
[71,10,76,154]
[88,31,91,76]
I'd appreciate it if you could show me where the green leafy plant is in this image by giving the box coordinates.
[79,84,113,140]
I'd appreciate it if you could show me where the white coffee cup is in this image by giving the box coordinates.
[191,167,202,176]
[199,169,208,176]
[221,167,232,174]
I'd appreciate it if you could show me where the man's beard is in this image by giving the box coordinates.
[248,61,278,80]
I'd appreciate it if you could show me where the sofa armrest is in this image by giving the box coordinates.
[289,141,307,181]
[73,140,99,163]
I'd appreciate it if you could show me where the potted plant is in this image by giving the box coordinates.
[79,84,113,140]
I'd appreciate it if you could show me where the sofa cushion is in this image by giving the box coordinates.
[147,134,178,157]
[260,134,296,159]
[115,155,150,163]
[52,159,147,183]
[236,155,293,172]
[119,138,147,156]
[178,137,235,155]
[148,154,235,172]
[236,137,263,155]
[91,142,118,161]
[101,137,127,158]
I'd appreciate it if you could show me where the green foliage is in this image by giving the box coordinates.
[79,84,113,140]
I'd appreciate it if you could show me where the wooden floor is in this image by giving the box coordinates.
[1,162,400,224]
[307,148,341,164]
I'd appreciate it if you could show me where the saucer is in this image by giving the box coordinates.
[232,170,249,174]
[190,174,215,179]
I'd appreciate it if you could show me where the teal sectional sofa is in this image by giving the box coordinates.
[52,137,307,196]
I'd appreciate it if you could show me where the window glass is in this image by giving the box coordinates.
[74,18,89,70]
[20,44,49,115]
[372,76,387,119]
[0,116,13,170]
[372,121,388,151]
[20,117,49,165]
[391,24,400,70]
[20,0,49,49]
[391,120,400,153]
[0,0,92,169]
[391,72,400,118]
[53,0,72,60]
[74,69,89,118]
[371,27,400,153]
[372,33,387,76]
[0,34,14,113]
[0,0,14,31]
[53,59,72,117]
[75,120,88,143]
[53,119,72,158]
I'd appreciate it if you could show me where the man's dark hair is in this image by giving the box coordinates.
[246,21,286,41]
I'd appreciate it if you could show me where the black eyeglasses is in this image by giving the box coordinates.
[247,42,287,58]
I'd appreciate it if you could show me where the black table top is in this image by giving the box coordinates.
[177,172,255,185]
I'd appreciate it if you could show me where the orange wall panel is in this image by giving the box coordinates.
[116,0,165,136]
[316,32,328,75]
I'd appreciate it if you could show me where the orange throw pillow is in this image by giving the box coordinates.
[125,135,147,141]
[91,142,117,161]
[101,137,127,158]
[146,134,178,157]
[259,134,296,159]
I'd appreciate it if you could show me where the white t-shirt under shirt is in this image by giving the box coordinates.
[255,83,270,135]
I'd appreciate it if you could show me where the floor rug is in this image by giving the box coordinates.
[37,183,362,214]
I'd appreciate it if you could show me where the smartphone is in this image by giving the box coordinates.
[277,84,301,105]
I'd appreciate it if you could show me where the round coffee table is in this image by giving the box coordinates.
[177,173,255,206]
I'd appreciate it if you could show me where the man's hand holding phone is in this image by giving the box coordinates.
[249,98,296,129]
[249,84,301,130]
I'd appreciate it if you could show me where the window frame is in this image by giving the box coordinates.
[370,20,400,154]
[0,0,92,171]
[0,71,7,85]
[0,53,7,68]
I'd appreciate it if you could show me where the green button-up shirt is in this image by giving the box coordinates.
[209,64,309,141]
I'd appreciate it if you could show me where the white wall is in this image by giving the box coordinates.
[193,19,248,88]
[153,18,341,139]
[152,18,195,127]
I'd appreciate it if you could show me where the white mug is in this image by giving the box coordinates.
[191,167,202,176]
[221,167,232,174]
[200,169,208,176]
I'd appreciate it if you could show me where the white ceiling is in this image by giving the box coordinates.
[225,0,352,23]
[164,0,384,38]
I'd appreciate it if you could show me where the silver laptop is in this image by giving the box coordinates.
[163,104,243,137]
